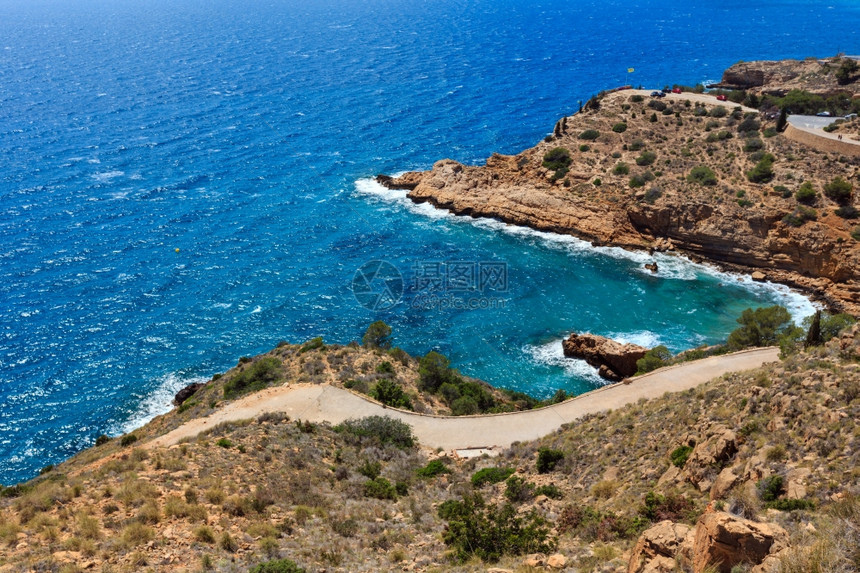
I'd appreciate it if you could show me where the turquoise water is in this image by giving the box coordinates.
[1,0,855,484]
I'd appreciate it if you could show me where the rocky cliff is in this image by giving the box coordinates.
[384,87,860,313]
[715,56,860,96]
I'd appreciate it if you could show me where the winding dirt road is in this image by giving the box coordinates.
[146,347,779,452]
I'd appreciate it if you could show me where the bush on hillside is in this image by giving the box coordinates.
[536,447,565,474]
[823,177,853,204]
[746,153,775,183]
[636,345,673,374]
[438,494,556,563]
[362,320,392,349]
[687,166,717,186]
[223,356,282,399]
[334,416,415,449]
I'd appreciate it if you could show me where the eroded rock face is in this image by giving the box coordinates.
[174,383,205,406]
[376,172,423,191]
[628,521,694,573]
[562,333,648,380]
[693,512,788,573]
[685,425,738,492]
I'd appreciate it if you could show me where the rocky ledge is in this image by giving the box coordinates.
[561,333,648,381]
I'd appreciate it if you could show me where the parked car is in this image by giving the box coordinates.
[650,91,665,98]
[672,87,682,94]
[716,94,727,101]
[845,113,858,120]
[816,111,832,117]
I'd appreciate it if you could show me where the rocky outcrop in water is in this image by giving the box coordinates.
[561,333,648,380]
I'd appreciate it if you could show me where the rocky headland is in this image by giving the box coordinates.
[381,57,860,314]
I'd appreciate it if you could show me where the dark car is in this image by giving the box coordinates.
[650,91,666,98]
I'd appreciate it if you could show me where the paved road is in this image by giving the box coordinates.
[147,347,780,451]
[787,114,859,145]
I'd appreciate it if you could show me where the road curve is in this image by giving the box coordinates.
[147,347,780,451]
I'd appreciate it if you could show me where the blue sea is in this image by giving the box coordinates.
[1,0,858,484]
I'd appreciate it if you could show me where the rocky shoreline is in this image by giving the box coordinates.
[379,76,860,314]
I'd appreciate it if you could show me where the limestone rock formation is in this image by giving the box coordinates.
[628,520,694,573]
[692,512,788,573]
[562,333,648,380]
[684,425,738,492]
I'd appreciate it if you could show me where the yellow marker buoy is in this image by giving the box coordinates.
[175,248,180,253]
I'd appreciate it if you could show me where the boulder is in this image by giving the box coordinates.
[693,512,788,573]
[174,382,205,406]
[547,553,567,569]
[628,520,694,573]
[562,333,649,380]
[645,262,659,273]
[523,553,546,568]
[751,271,767,282]
[709,467,740,501]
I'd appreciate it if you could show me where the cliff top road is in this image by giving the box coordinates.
[147,347,780,451]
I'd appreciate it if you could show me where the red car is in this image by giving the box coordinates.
[716,94,728,101]
[672,87,682,94]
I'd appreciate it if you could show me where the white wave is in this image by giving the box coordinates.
[522,338,606,385]
[117,372,209,436]
[92,170,124,183]
[608,330,662,348]
[251,305,262,314]
[354,177,817,324]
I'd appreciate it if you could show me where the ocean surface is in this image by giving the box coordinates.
[1,0,858,484]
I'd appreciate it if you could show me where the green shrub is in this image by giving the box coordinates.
[299,337,324,353]
[95,434,110,446]
[835,206,859,219]
[727,305,794,350]
[362,321,392,349]
[635,151,657,166]
[612,162,630,176]
[758,476,785,502]
[638,345,672,373]
[640,491,694,522]
[853,226,860,241]
[795,181,817,204]
[687,166,717,186]
[223,356,282,399]
[670,445,693,468]
[438,494,556,563]
[579,144,590,152]
[629,171,655,188]
[782,206,817,227]
[357,460,382,479]
[249,558,306,573]
[579,129,600,141]
[612,122,627,133]
[773,185,791,198]
[536,447,565,474]
[643,187,662,204]
[763,127,778,138]
[817,313,857,341]
[709,105,728,118]
[416,459,451,478]
[534,484,564,499]
[370,379,412,410]
[743,138,764,152]
[542,147,572,170]
[216,438,232,449]
[631,94,644,103]
[504,476,535,503]
[120,434,138,447]
[765,498,815,511]
[706,130,733,142]
[737,115,761,133]
[746,153,775,183]
[650,112,658,122]
[364,477,397,500]
[451,396,478,415]
[334,416,415,449]
[824,177,853,204]
[471,467,515,487]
